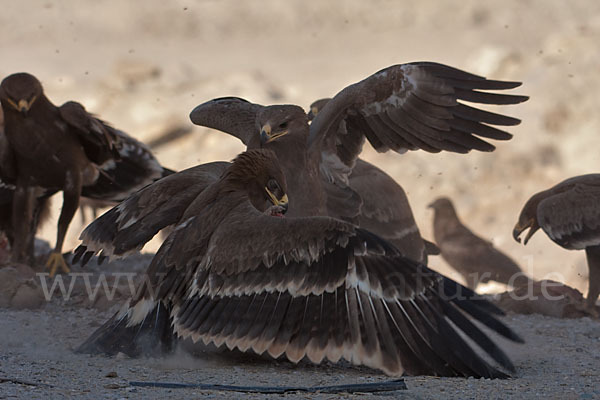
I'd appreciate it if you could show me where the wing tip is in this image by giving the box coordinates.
[510,94,529,104]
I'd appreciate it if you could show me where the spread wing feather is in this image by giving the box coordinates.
[81,128,172,201]
[59,101,120,164]
[60,101,173,202]
[75,162,229,261]
[96,202,522,378]
[309,62,528,184]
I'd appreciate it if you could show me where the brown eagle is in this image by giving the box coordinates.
[77,149,523,378]
[0,72,172,274]
[429,197,528,290]
[189,62,527,264]
[514,174,600,309]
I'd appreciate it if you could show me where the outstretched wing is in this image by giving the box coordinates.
[76,162,229,261]
[61,101,173,201]
[537,176,600,249]
[127,201,522,378]
[59,101,119,164]
[81,128,173,201]
[309,62,528,182]
[189,97,264,145]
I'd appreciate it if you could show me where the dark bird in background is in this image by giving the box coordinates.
[189,62,528,264]
[514,174,600,309]
[77,149,523,378]
[429,197,528,290]
[0,72,172,275]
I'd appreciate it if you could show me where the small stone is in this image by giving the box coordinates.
[11,282,45,310]
[104,383,123,389]
[105,371,118,378]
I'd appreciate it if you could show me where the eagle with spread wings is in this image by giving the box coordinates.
[189,62,528,264]
[77,149,523,378]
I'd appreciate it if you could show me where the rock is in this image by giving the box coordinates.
[0,265,46,310]
[492,280,597,318]
[10,281,45,310]
[104,383,124,389]
[0,267,22,307]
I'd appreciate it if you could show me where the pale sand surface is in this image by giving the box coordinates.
[0,304,598,399]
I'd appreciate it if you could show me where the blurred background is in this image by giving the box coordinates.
[1,0,599,293]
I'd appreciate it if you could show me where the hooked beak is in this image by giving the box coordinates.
[260,123,288,145]
[6,96,36,116]
[265,187,289,214]
[278,201,289,214]
[18,99,29,115]
[513,219,537,245]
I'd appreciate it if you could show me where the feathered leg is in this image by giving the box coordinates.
[10,183,36,264]
[46,171,82,276]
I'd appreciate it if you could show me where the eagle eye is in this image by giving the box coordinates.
[266,178,280,193]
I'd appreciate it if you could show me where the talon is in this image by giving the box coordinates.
[46,252,70,277]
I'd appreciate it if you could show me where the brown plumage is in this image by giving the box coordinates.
[189,62,527,264]
[77,149,523,379]
[1,107,54,259]
[308,98,439,262]
[429,197,527,290]
[0,183,53,263]
[514,174,600,309]
[0,72,171,274]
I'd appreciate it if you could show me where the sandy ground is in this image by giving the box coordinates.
[1,1,600,399]
[1,305,598,399]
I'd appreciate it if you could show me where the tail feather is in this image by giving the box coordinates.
[76,301,175,357]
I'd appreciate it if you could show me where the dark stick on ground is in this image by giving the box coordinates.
[128,379,407,394]
[0,377,55,388]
